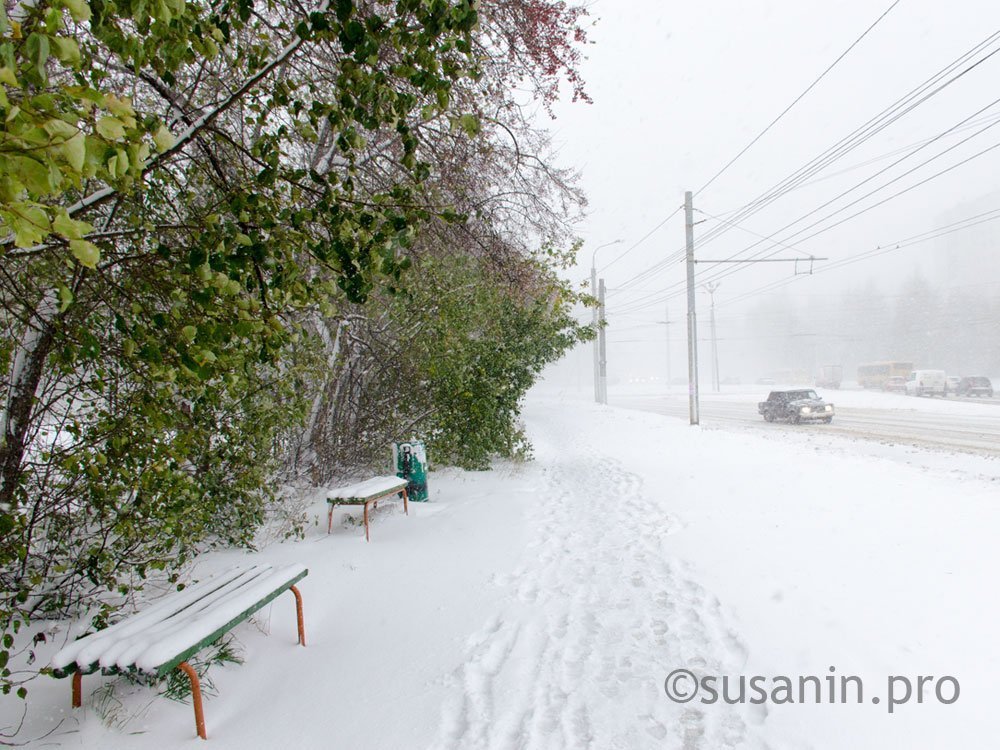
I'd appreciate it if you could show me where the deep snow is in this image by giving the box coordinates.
[5,388,999,749]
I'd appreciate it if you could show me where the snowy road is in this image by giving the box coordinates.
[613,394,1000,457]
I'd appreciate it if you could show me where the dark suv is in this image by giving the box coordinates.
[955,376,994,398]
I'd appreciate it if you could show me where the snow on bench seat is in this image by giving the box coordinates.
[326,475,410,541]
[52,563,306,677]
[326,475,409,503]
[50,563,308,740]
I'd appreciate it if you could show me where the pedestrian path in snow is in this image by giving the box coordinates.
[429,417,766,749]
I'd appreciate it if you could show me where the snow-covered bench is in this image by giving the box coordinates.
[50,563,307,740]
[326,475,409,541]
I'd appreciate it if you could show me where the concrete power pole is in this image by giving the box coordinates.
[665,302,671,390]
[591,265,599,402]
[685,191,699,425]
[590,239,621,403]
[598,278,608,404]
[703,282,721,392]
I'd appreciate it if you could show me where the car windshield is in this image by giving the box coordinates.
[788,390,818,400]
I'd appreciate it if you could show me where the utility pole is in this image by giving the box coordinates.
[703,282,721,392]
[685,191,699,425]
[591,264,599,402]
[598,278,608,404]
[590,239,621,403]
[665,302,671,390]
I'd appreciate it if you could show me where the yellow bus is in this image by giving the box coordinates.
[857,361,913,389]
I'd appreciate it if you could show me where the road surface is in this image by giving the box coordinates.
[614,394,1000,458]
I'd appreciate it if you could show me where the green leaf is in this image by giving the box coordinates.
[52,37,81,66]
[458,114,480,137]
[12,206,50,247]
[70,239,101,268]
[53,212,93,240]
[152,124,175,152]
[58,285,74,312]
[62,0,92,23]
[44,119,78,139]
[96,116,126,141]
[181,325,197,342]
[62,133,87,172]
[0,67,17,86]
[11,156,53,196]
[25,34,50,83]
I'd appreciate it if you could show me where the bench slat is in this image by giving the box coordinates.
[141,565,307,677]
[327,475,408,503]
[103,566,279,672]
[50,565,264,674]
[50,564,307,678]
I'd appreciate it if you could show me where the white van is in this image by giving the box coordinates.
[904,369,946,397]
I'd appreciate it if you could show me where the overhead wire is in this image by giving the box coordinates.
[667,28,1000,285]
[718,206,1000,308]
[597,0,903,284]
[613,91,1000,315]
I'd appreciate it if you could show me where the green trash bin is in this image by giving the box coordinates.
[392,440,428,502]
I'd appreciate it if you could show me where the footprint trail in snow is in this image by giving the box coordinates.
[429,420,767,749]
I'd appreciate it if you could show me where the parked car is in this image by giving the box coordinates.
[944,376,961,395]
[883,376,907,393]
[758,389,834,424]
[904,369,946,397]
[955,376,994,398]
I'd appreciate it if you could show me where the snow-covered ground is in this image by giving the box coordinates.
[7,389,999,748]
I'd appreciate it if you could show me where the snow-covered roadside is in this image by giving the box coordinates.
[5,391,999,748]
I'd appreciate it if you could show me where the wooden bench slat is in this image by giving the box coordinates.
[87,565,271,669]
[50,565,264,675]
[141,565,307,676]
[103,566,280,673]
[326,475,408,502]
[50,564,306,677]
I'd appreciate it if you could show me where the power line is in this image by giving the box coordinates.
[720,206,1000,308]
[694,0,901,199]
[598,206,683,274]
[597,1,901,282]
[687,30,1000,261]
[625,95,1000,310]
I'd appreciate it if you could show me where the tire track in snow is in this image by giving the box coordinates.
[430,420,766,749]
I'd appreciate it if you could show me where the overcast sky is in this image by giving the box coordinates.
[544,0,1000,384]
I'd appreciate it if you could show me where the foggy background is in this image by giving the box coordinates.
[540,0,1000,389]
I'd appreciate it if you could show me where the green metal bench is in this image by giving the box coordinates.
[326,475,409,541]
[50,563,307,740]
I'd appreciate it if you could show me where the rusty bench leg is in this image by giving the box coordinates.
[402,487,409,515]
[289,585,306,646]
[177,661,207,740]
[72,671,82,708]
[327,502,333,534]
[363,500,371,542]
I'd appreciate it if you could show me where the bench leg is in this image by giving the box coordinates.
[402,487,409,515]
[363,501,371,542]
[289,585,306,646]
[72,671,82,708]
[327,503,333,534]
[177,662,207,740]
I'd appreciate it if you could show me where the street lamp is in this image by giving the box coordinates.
[590,240,621,403]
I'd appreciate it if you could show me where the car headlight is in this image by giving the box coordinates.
[801,407,811,414]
